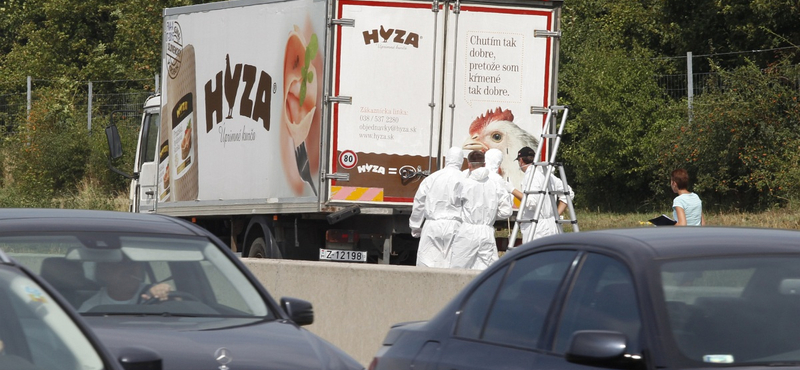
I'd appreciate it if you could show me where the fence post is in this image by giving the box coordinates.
[27,76,31,120]
[687,51,693,123]
[88,81,93,133]
[155,73,160,94]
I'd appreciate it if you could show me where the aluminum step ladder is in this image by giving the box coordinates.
[508,105,579,249]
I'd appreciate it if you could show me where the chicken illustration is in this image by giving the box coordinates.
[224,54,241,119]
[380,25,391,42]
[462,107,539,189]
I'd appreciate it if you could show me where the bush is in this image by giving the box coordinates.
[559,42,674,212]
[656,61,800,211]
[0,82,133,209]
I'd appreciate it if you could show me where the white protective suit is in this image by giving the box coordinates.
[485,149,516,196]
[519,165,574,243]
[409,147,465,268]
[450,166,513,270]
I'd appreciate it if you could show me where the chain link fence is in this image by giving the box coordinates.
[3,64,797,134]
[0,92,27,135]
[0,77,156,135]
[656,72,717,100]
[656,63,800,101]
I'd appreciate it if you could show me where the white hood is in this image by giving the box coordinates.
[468,167,490,181]
[445,146,464,170]
[485,149,502,173]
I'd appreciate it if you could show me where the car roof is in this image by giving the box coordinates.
[0,208,203,236]
[523,227,800,261]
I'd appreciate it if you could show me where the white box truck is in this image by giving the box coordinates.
[107,0,563,263]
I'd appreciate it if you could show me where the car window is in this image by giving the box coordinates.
[3,233,271,318]
[553,253,640,354]
[455,250,576,349]
[661,256,800,364]
[0,266,105,370]
[454,265,507,339]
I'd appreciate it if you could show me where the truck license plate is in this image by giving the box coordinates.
[319,249,367,262]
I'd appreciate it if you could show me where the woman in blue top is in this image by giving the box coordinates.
[671,168,705,226]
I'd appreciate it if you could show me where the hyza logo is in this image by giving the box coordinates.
[357,163,386,174]
[362,26,420,48]
[204,54,276,133]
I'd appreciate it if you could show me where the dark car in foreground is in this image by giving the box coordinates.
[3,208,363,370]
[0,248,161,370]
[371,227,800,370]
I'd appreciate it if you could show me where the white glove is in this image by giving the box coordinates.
[504,180,516,193]
[411,228,421,238]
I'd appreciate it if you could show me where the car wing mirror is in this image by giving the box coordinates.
[566,330,642,368]
[280,297,314,326]
[117,345,163,370]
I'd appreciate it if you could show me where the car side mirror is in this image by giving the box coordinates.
[566,330,641,368]
[281,297,314,326]
[117,345,163,370]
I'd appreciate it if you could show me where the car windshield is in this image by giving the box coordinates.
[3,233,272,318]
[0,265,105,370]
[662,256,800,365]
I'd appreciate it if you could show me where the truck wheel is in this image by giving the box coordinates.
[248,236,283,259]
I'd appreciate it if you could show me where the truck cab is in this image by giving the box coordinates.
[130,95,161,214]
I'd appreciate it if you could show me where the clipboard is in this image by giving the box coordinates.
[649,214,677,226]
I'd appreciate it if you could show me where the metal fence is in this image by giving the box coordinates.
[0,76,156,135]
[656,63,800,101]
[90,90,154,130]
[0,92,26,134]
[656,72,719,100]
[2,63,797,134]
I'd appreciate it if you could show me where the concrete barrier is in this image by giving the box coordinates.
[242,259,481,367]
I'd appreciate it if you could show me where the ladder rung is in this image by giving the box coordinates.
[522,190,547,195]
[516,218,540,223]
[530,106,549,114]
[541,133,559,139]
[556,219,579,225]
[523,192,567,198]
[533,161,551,166]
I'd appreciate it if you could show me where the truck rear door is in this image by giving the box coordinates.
[328,0,447,205]
[440,1,560,192]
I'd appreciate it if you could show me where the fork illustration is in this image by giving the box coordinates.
[295,141,317,196]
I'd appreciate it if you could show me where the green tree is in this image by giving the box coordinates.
[654,0,800,71]
[559,41,674,212]
[0,0,214,208]
[559,0,675,212]
[656,61,800,210]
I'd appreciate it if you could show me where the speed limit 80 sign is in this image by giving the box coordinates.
[339,150,358,169]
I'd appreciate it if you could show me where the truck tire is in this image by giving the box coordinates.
[248,236,283,259]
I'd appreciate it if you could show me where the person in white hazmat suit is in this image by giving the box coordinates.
[484,148,516,195]
[450,150,513,270]
[409,147,466,268]
[511,146,574,244]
